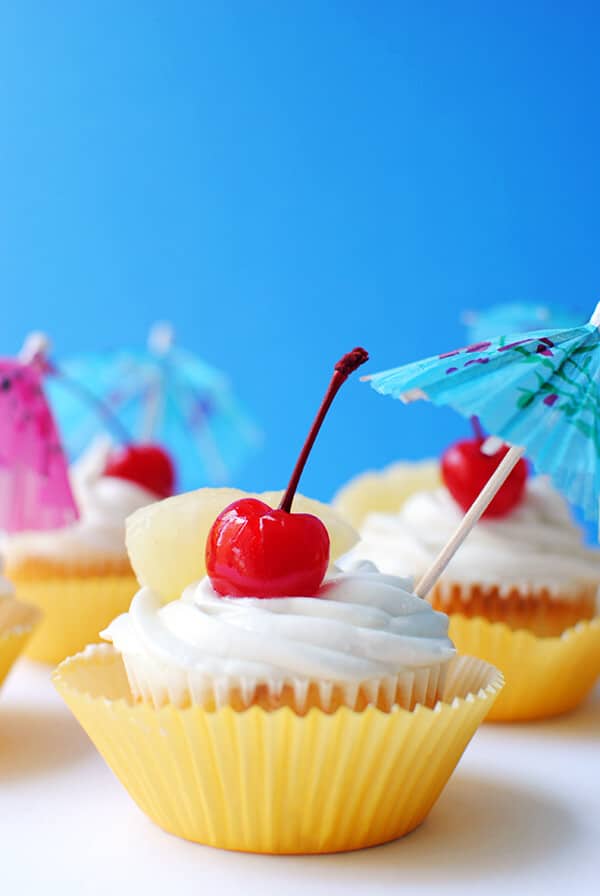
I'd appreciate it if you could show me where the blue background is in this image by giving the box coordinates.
[1,2,598,501]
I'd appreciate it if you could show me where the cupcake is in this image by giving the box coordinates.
[2,438,174,664]
[345,458,600,720]
[0,561,40,691]
[54,490,501,853]
[351,477,600,634]
[333,459,440,528]
[54,352,501,852]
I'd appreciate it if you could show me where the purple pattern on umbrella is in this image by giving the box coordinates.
[441,336,559,372]
[543,393,559,407]
[466,341,492,352]
[536,338,555,357]
[498,339,533,352]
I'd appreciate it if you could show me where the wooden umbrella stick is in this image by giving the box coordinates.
[415,443,526,599]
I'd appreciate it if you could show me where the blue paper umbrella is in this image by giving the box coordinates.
[367,307,600,526]
[463,302,584,344]
[366,306,600,597]
[48,325,261,491]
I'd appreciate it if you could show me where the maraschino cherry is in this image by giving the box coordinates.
[441,417,528,518]
[105,444,176,499]
[206,348,369,598]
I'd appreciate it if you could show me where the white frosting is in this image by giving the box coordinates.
[2,439,158,566]
[103,562,455,684]
[348,477,600,596]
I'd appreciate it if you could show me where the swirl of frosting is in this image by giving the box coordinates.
[103,561,455,682]
[349,477,600,595]
[2,439,159,566]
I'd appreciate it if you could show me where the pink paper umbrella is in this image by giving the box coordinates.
[0,355,78,532]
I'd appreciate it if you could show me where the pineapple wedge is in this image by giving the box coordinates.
[126,488,359,601]
[333,460,440,529]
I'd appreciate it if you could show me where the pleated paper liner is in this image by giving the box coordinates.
[447,614,600,722]
[120,652,449,713]
[53,646,503,854]
[430,581,597,638]
[0,598,41,690]
[9,574,139,665]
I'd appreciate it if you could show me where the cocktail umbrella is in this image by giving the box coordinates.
[47,324,261,492]
[365,304,600,597]
[0,334,78,532]
[462,302,583,343]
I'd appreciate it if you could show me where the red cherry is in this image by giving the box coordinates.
[105,444,175,499]
[206,347,369,598]
[441,424,528,518]
[206,498,329,597]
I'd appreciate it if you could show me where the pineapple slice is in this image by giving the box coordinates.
[333,460,440,529]
[126,488,359,601]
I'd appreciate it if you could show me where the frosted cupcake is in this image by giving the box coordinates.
[0,561,40,691]
[54,491,501,853]
[345,439,600,721]
[3,439,174,664]
[353,476,600,637]
[54,351,502,852]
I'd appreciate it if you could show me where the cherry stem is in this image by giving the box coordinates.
[470,415,485,440]
[279,348,369,514]
[51,366,132,446]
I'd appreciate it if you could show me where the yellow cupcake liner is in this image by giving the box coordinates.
[448,614,600,722]
[11,576,139,666]
[0,598,41,690]
[54,647,502,854]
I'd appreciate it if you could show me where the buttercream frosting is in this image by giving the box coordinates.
[103,561,455,684]
[347,477,600,595]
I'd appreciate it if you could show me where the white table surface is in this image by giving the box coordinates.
[1,660,599,895]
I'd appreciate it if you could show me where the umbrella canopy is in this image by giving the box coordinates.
[367,307,600,523]
[462,302,584,343]
[47,325,261,492]
[0,354,77,532]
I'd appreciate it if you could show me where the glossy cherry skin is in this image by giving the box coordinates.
[441,437,528,518]
[104,444,175,499]
[206,498,330,598]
